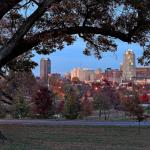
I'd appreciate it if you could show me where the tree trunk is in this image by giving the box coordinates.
[107,110,110,120]
[0,130,7,143]
[138,120,141,135]
[99,108,101,119]
[104,110,107,120]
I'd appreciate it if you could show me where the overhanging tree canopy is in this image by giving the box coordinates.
[0,0,150,68]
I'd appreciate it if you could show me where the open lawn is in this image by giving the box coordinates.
[0,125,150,150]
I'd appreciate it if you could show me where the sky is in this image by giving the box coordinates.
[32,38,143,76]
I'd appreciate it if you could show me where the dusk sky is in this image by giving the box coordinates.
[32,38,143,76]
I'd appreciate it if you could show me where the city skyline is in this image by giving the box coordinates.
[32,38,144,76]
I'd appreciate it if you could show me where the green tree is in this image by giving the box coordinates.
[12,90,30,118]
[64,88,80,119]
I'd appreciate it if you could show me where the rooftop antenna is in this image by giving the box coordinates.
[128,47,133,52]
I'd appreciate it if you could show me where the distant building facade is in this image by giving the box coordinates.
[71,68,95,82]
[64,72,71,80]
[94,69,103,81]
[40,58,51,82]
[133,67,150,84]
[136,67,150,79]
[103,68,122,83]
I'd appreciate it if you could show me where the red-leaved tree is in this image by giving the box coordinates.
[139,93,149,103]
[32,86,55,118]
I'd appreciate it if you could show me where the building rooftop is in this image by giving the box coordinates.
[41,58,50,61]
[125,49,134,54]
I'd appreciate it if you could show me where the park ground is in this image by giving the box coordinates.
[0,125,150,150]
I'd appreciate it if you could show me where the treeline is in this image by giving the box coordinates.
[0,71,149,122]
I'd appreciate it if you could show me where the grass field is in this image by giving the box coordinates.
[0,125,150,150]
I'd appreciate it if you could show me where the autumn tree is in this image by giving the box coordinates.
[71,77,80,84]
[48,75,65,99]
[0,70,36,116]
[94,91,111,120]
[7,70,36,95]
[81,94,93,119]
[122,91,149,134]
[94,85,118,120]
[0,53,38,107]
[31,85,55,118]
[0,0,149,69]
[139,93,149,103]
[63,87,80,119]
[56,100,64,115]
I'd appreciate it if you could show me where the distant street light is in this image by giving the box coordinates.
[94,87,98,91]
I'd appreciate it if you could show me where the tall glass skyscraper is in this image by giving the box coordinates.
[122,49,136,81]
[40,58,51,82]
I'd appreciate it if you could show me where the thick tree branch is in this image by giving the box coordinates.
[0,90,13,105]
[0,0,22,19]
[0,99,12,105]
[32,26,132,43]
[32,0,40,6]
[0,25,132,67]
[0,0,61,67]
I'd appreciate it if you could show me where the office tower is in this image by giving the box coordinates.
[122,49,136,81]
[40,58,51,82]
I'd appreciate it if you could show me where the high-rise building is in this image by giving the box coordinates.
[40,58,51,82]
[122,49,136,81]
